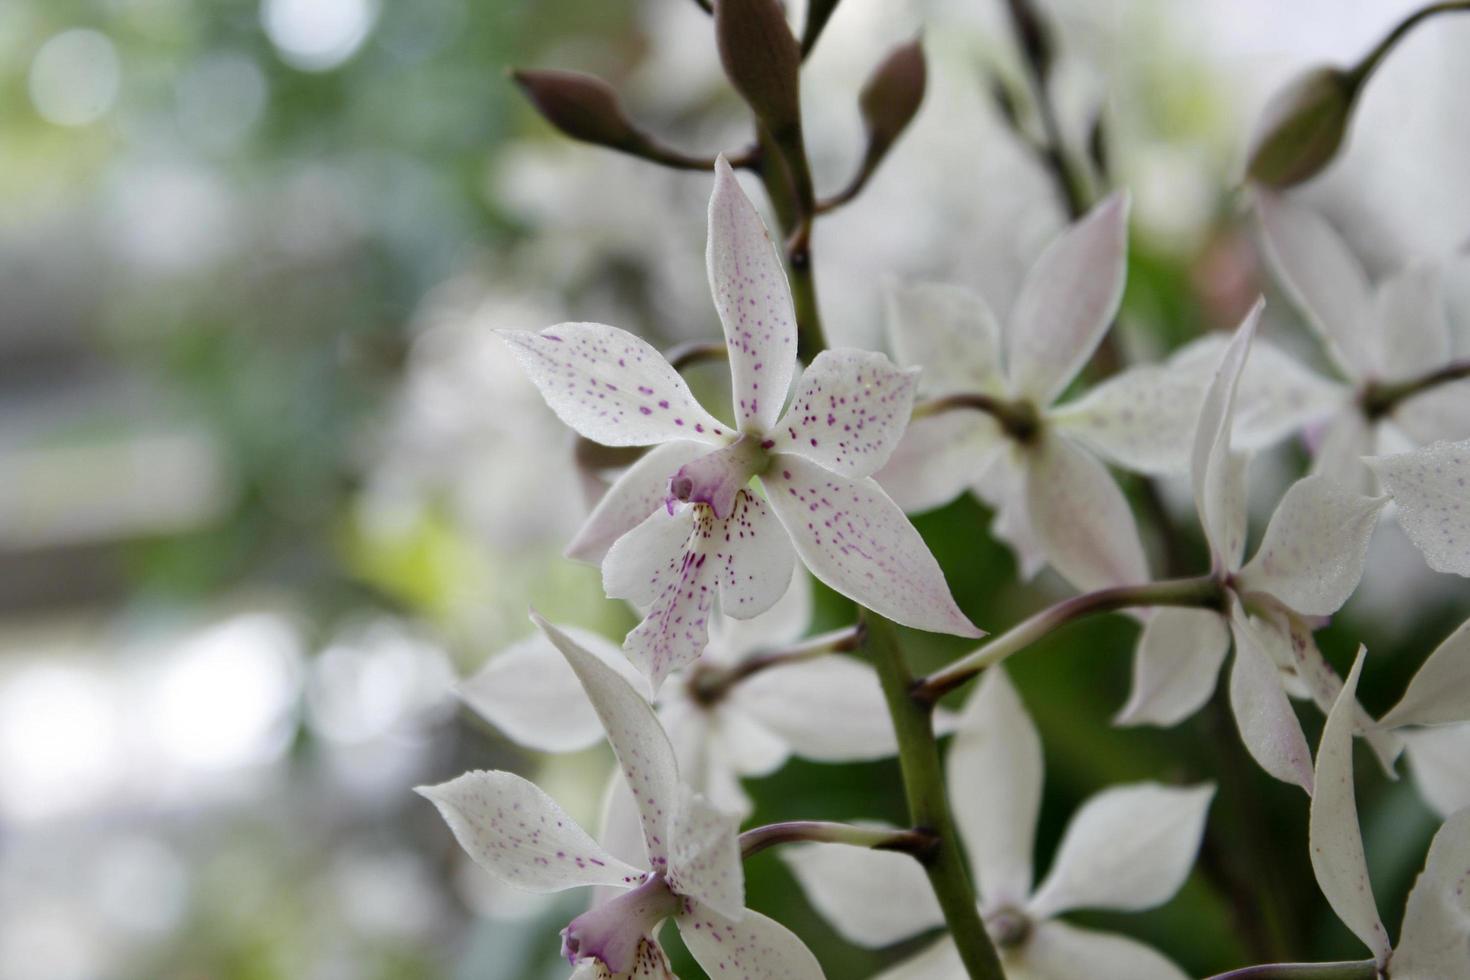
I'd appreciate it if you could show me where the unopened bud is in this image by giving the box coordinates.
[1245,65,1356,188]
[512,69,651,153]
[715,0,802,136]
[859,38,927,168]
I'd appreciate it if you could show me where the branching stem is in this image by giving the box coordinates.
[738,820,937,860]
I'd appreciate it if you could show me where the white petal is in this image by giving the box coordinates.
[1028,782,1214,918]
[1375,264,1450,383]
[872,937,966,980]
[949,667,1042,909]
[1237,475,1386,616]
[596,768,652,901]
[708,158,797,433]
[780,841,942,948]
[1115,608,1231,728]
[762,456,982,637]
[975,449,1048,580]
[535,614,682,870]
[416,771,644,892]
[767,350,919,478]
[1308,648,1393,962]
[1255,192,1376,379]
[733,655,897,761]
[1191,302,1262,569]
[662,702,758,819]
[1392,808,1470,980]
[1228,612,1315,793]
[676,901,826,979]
[1369,440,1470,576]
[1394,381,1470,446]
[605,506,698,609]
[1311,409,1377,497]
[1022,433,1149,592]
[1049,362,1205,477]
[711,489,796,621]
[1403,724,1470,818]
[874,412,1004,514]
[666,789,744,920]
[1381,617,1470,728]
[568,442,709,564]
[500,323,729,447]
[1006,920,1189,980]
[885,279,1008,398]
[707,570,812,665]
[1005,192,1130,405]
[458,627,647,754]
[709,707,791,776]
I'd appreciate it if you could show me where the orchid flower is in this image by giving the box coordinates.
[1374,616,1470,819]
[458,574,901,817]
[420,612,825,980]
[1257,192,1470,494]
[1308,649,1470,979]
[784,667,1213,980]
[501,157,978,691]
[1368,438,1470,577]
[1117,300,1400,793]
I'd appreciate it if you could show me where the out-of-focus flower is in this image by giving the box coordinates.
[785,668,1212,980]
[504,158,978,690]
[1375,616,1470,819]
[1369,439,1470,577]
[419,614,824,979]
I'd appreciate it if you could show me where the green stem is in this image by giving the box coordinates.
[863,612,1008,980]
[687,625,862,705]
[754,127,826,362]
[913,575,1225,704]
[1206,960,1379,980]
[1360,357,1470,418]
[738,820,936,860]
[1351,1,1470,87]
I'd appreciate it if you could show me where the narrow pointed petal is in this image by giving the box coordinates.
[707,571,811,664]
[1374,264,1450,383]
[762,456,982,637]
[949,667,1042,908]
[1309,648,1393,961]
[1191,302,1262,569]
[457,627,647,754]
[1237,475,1386,616]
[1023,434,1149,592]
[1369,440,1470,577]
[1229,613,1315,792]
[781,841,942,948]
[662,703,760,819]
[500,324,728,447]
[1006,192,1130,404]
[568,441,710,564]
[874,412,1004,514]
[708,158,797,433]
[1392,808,1470,980]
[1007,920,1189,980]
[676,901,826,979]
[734,655,897,761]
[1028,783,1214,918]
[666,789,744,921]
[885,280,1008,397]
[976,449,1048,580]
[416,771,645,892]
[1403,724,1470,818]
[1310,409,1377,496]
[767,350,919,478]
[596,769,652,904]
[534,614,682,870]
[1256,192,1376,379]
[1116,608,1231,728]
[1049,362,1207,477]
[1381,617,1470,728]
[873,937,965,980]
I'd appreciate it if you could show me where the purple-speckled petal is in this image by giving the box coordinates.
[415,770,645,893]
[676,900,826,980]
[500,323,729,447]
[568,441,709,564]
[708,158,797,434]
[1368,439,1470,577]
[568,937,676,979]
[712,489,795,620]
[534,615,682,871]
[666,788,744,920]
[767,349,919,479]
[761,456,981,638]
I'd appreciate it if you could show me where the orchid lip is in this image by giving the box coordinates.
[665,434,771,519]
[560,873,680,974]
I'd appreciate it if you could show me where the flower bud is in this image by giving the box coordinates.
[1245,66,1356,188]
[858,38,927,169]
[714,0,801,136]
[512,69,652,154]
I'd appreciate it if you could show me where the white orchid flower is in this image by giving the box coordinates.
[1117,301,1399,793]
[1368,438,1470,577]
[1309,649,1470,979]
[784,667,1212,980]
[501,157,978,691]
[458,574,901,817]
[1257,193,1470,493]
[420,612,825,980]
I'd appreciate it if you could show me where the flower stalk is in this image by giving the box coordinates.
[738,820,937,860]
[1205,960,1379,980]
[1359,357,1470,419]
[687,625,863,705]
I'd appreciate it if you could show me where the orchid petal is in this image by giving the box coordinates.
[1049,362,1207,477]
[781,841,942,948]
[734,655,897,761]
[1191,302,1262,569]
[1115,608,1231,728]
[1369,440,1470,577]
[762,456,982,637]
[1023,433,1149,592]
[1237,475,1386,616]
[596,769,652,905]
[661,703,759,818]
[666,789,744,921]
[1028,782,1214,918]
[1006,192,1130,405]
[1008,920,1189,980]
[1375,264,1450,383]
[885,279,1008,398]
[1228,612,1315,793]
[1309,648,1393,961]
[1394,381,1470,446]
[1256,192,1376,379]
[707,571,812,666]
[1403,724,1470,818]
[875,412,1004,514]
[708,158,798,433]
[417,771,644,892]
[568,441,709,564]
[676,901,826,979]
[500,323,728,447]
[1392,808,1470,980]
[457,627,648,754]
[767,350,919,478]
[1311,409,1377,497]
[569,938,676,979]
[535,614,681,870]
[872,937,965,980]
[976,449,1048,580]
[1381,617,1470,728]
[949,667,1042,908]
[709,489,796,621]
